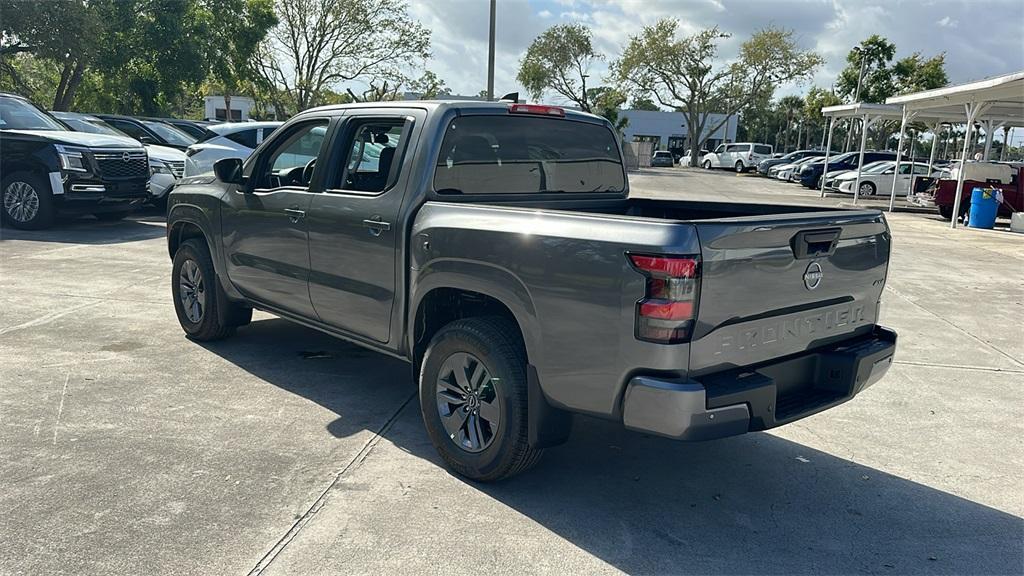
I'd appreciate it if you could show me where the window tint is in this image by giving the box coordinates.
[434,115,624,194]
[225,129,258,149]
[106,119,147,139]
[337,119,407,193]
[727,144,750,153]
[0,96,65,130]
[754,144,772,155]
[141,120,196,146]
[256,120,329,189]
[913,164,930,174]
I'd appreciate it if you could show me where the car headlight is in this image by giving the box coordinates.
[55,144,89,172]
[150,160,174,176]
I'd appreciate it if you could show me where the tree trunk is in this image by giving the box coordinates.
[224,94,232,122]
[53,60,73,111]
[55,60,86,111]
[688,110,702,167]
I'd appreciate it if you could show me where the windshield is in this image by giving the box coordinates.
[0,96,66,131]
[56,115,129,137]
[434,115,625,194]
[141,120,196,146]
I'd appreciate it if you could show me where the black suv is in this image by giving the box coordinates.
[91,114,196,151]
[0,93,150,229]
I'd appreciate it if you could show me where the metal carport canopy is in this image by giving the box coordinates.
[886,71,1024,228]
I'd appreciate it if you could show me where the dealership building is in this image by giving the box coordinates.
[620,109,739,154]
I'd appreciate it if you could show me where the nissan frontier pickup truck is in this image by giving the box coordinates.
[166,101,897,481]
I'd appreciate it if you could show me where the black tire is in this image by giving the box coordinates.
[171,238,247,341]
[94,210,131,222]
[702,160,712,170]
[859,181,876,196]
[419,316,541,482]
[735,161,745,173]
[2,171,54,230]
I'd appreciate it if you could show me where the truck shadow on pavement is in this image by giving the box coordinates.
[203,317,1023,576]
[0,214,166,244]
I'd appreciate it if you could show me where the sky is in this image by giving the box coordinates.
[408,0,1024,104]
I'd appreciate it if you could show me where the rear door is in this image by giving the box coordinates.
[688,210,890,376]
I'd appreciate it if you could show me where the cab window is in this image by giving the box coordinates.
[335,119,408,193]
[255,119,329,189]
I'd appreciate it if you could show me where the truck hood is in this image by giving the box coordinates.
[146,144,186,162]
[3,129,142,149]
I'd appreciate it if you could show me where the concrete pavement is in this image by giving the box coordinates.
[1,170,1021,575]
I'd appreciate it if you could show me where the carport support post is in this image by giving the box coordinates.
[852,114,872,205]
[926,122,941,176]
[982,120,994,160]
[950,101,990,229]
[888,108,910,212]
[819,116,835,198]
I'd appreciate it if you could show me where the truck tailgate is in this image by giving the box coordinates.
[688,210,890,376]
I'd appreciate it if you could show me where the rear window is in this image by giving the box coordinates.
[753,144,772,155]
[653,151,671,158]
[225,129,258,149]
[433,115,624,194]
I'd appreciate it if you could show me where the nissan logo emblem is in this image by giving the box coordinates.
[803,261,823,290]
[122,151,131,162]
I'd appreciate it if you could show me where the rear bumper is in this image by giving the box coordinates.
[622,326,897,441]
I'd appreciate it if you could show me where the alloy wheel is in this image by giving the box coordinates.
[178,259,205,323]
[435,351,501,453]
[3,181,40,223]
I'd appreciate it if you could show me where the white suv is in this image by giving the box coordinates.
[702,143,774,173]
[184,121,281,177]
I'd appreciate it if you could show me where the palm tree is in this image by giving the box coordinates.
[779,95,804,153]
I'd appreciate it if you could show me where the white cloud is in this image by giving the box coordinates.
[937,16,958,28]
[538,9,552,18]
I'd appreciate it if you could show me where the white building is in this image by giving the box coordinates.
[203,95,259,122]
[620,109,738,154]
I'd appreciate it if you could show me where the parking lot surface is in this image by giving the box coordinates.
[2,169,1022,575]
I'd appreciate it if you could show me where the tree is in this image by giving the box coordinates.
[587,86,629,134]
[630,96,660,111]
[253,0,430,117]
[836,35,947,103]
[199,0,277,120]
[802,86,843,148]
[612,20,821,167]
[517,24,600,112]
[778,95,803,152]
[408,70,451,99]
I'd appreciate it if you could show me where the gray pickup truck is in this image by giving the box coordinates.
[166,101,897,481]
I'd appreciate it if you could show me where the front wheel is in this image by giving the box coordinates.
[419,317,541,482]
[702,160,712,169]
[735,161,745,173]
[171,239,250,341]
[859,181,876,196]
[2,172,54,230]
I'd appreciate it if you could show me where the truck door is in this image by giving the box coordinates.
[220,118,331,318]
[306,110,423,344]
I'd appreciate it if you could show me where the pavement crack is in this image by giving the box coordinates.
[247,390,417,576]
[893,360,1024,374]
[0,300,104,336]
[52,373,71,446]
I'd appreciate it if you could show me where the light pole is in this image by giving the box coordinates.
[486,0,496,100]
[844,45,867,152]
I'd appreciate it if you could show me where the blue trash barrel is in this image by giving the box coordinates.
[967,188,999,229]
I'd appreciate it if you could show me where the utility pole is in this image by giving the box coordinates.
[486,0,496,101]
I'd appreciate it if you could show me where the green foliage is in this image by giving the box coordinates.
[630,96,660,111]
[587,86,629,133]
[836,35,947,102]
[409,70,451,99]
[517,24,600,111]
[611,19,821,165]
[253,0,431,116]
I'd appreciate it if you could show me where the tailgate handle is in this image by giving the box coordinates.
[791,228,840,259]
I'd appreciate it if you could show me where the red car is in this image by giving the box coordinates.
[911,164,1022,219]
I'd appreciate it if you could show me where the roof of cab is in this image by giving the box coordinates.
[297,99,606,123]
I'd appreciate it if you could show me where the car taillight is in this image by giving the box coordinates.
[508,103,565,117]
[628,254,700,344]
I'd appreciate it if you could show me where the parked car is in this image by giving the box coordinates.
[51,111,186,205]
[910,161,1023,219]
[156,118,215,140]
[166,100,897,481]
[832,161,932,197]
[183,121,281,177]
[774,156,819,181]
[651,150,674,167]
[0,93,149,229]
[701,142,774,172]
[91,114,196,151]
[758,149,825,175]
[797,151,898,189]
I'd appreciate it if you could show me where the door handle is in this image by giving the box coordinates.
[363,218,391,236]
[284,208,306,223]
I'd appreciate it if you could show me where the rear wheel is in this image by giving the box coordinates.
[735,161,745,173]
[419,317,541,482]
[2,172,54,230]
[702,160,712,170]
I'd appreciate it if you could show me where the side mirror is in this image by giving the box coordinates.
[773,153,783,158]
[213,157,245,185]
[138,135,156,144]
[882,169,895,175]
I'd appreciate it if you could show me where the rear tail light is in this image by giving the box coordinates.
[628,254,700,344]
